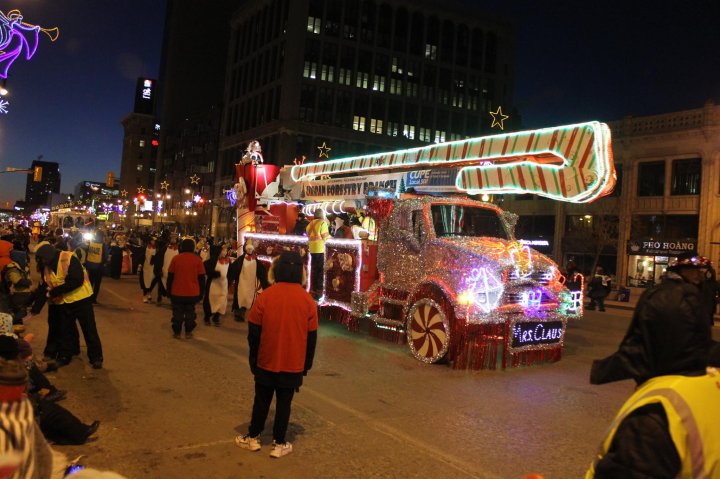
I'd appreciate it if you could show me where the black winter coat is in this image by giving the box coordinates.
[591,273,716,385]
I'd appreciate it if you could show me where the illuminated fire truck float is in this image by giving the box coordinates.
[237,122,615,370]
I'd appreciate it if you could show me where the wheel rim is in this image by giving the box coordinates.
[407,298,449,363]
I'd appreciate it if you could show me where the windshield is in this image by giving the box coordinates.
[430,204,509,239]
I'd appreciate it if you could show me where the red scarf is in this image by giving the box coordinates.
[244,253,256,261]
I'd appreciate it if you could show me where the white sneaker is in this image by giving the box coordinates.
[269,441,292,458]
[234,435,261,452]
[142,296,149,303]
[146,295,153,303]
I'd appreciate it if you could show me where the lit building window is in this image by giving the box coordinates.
[137,164,144,172]
[139,140,146,147]
[321,65,335,82]
[419,127,432,142]
[303,61,317,79]
[372,75,385,92]
[356,72,369,89]
[406,82,418,97]
[307,16,321,34]
[386,121,399,137]
[353,115,366,132]
[403,124,415,139]
[434,130,446,143]
[425,44,437,60]
[338,68,352,86]
[390,78,402,95]
[369,118,383,134]
[391,57,403,74]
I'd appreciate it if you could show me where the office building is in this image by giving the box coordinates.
[24,160,60,210]
[212,0,517,237]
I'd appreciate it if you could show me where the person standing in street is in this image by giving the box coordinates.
[159,233,180,305]
[235,251,318,458]
[202,243,230,326]
[586,345,720,478]
[33,243,104,369]
[590,252,717,386]
[84,230,108,304]
[166,238,205,339]
[228,240,268,322]
[306,210,330,298]
[586,266,611,312]
[139,235,159,303]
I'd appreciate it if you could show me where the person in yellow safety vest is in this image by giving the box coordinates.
[359,209,377,241]
[84,230,108,304]
[306,209,330,298]
[586,345,720,478]
[33,243,104,369]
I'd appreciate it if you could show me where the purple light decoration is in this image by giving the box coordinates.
[225,188,237,207]
[0,9,59,79]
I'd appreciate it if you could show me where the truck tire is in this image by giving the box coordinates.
[406,298,450,363]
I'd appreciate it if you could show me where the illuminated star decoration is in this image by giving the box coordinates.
[159,180,169,190]
[0,9,60,79]
[189,174,200,185]
[0,99,8,114]
[489,106,509,130]
[136,186,145,195]
[317,142,332,158]
[120,190,128,197]
[183,200,193,209]
[193,194,202,203]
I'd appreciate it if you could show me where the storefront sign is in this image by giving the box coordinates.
[626,239,697,256]
[511,320,565,349]
[301,174,403,201]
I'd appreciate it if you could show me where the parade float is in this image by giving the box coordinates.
[233,121,615,369]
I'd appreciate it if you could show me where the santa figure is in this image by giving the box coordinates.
[228,240,268,322]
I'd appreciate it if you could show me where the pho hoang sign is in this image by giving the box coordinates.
[626,239,697,256]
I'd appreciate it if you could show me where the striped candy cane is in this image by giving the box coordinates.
[291,121,615,203]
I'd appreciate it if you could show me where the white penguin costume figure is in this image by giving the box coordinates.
[229,240,267,321]
[141,236,158,302]
[203,244,231,325]
[161,233,180,295]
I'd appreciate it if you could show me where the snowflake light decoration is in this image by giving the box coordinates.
[183,200,193,209]
[193,194,202,203]
[0,99,8,114]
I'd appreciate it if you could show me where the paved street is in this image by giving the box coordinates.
[24,274,717,479]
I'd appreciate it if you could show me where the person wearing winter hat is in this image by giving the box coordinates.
[0,357,54,479]
[235,251,317,458]
[202,243,231,326]
[590,251,718,386]
[166,238,206,339]
[32,243,103,369]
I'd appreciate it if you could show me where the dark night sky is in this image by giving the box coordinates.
[1,0,718,206]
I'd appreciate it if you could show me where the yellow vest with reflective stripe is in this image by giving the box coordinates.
[43,251,94,304]
[86,241,103,264]
[586,373,720,479]
[306,219,329,254]
[361,216,377,241]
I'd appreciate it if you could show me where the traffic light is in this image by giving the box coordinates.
[106,171,115,188]
[32,166,42,182]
